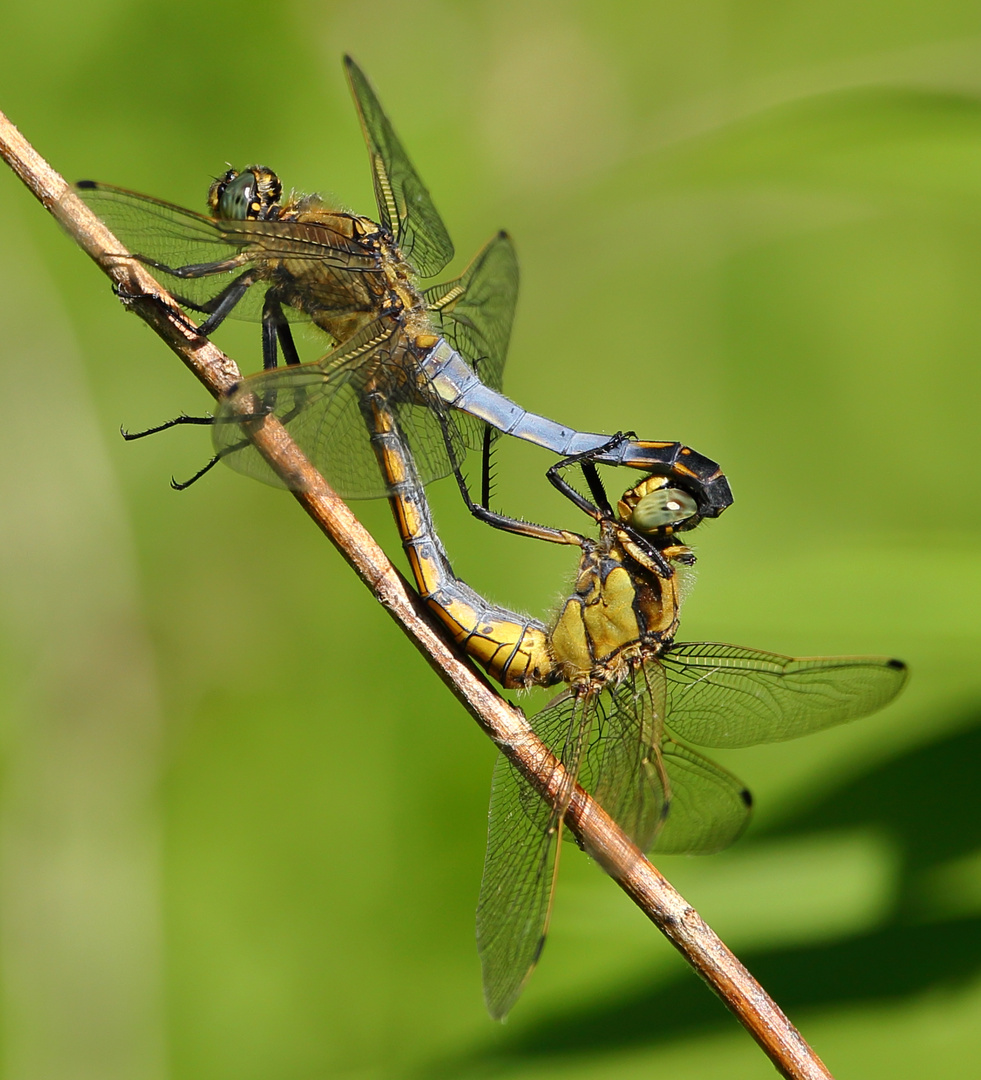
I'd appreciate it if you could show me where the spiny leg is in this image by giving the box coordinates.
[434,408,586,547]
[545,436,682,578]
[120,289,305,486]
[171,455,221,491]
[173,269,261,335]
[544,432,638,521]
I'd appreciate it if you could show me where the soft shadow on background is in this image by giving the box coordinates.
[0,3,980,1079]
[429,703,981,1078]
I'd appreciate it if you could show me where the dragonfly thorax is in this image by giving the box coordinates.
[204,163,426,345]
[377,230,430,332]
[278,193,429,343]
[549,535,682,685]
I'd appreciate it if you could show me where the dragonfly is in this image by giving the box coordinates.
[75,56,732,521]
[366,393,909,1019]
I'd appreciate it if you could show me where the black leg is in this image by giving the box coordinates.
[171,454,221,491]
[544,432,635,522]
[259,292,302,370]
[133,252,250,279]
[277,310,302,367]
[195,270,260,335]
[121,414,213,440]
[580,460,614,519]
[439,422,585,547]
[480,426,494,511]
[122,415,226,492]
[261,303,279,372]
[169,427,264,490]
[439,415,675,574]
[545,434,681,578]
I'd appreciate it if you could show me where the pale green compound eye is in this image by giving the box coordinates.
[628,487,698,532]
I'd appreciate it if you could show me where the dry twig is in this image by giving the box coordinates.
[0,108,834,1080]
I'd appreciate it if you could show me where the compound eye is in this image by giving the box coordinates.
[627,487,698,532]
[217,170,259,220]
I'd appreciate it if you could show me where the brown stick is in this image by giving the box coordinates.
[0,108,833,1080]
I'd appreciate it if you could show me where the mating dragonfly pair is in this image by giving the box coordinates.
[372,403,906,1018]
[77,57,908,1020]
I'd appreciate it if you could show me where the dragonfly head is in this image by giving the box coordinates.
[617,476,700,539]
[208,165,283,221]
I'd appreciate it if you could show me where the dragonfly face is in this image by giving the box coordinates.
[618,475,699,533]
[76,57,734,519]
[207,167,282,222]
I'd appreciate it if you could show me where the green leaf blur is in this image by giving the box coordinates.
[0,3,978,1077]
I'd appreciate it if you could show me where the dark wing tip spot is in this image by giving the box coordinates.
[76,179,96,189]
[740,788,753,809]
[887,658,907,671]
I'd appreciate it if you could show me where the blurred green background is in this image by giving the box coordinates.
[1,2,980,1077]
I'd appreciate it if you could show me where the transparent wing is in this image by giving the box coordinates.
[424,232,519,393]
[579,664,669,854]
[212,319,471,498]
[74,181,371,319]
[579,665,751,856]
[650,739,752,855]
[662,642,909,749]
[476,667,755,1018]
[344,55,454,278]
[477,692,592,1020]
[477,752,560,1022]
